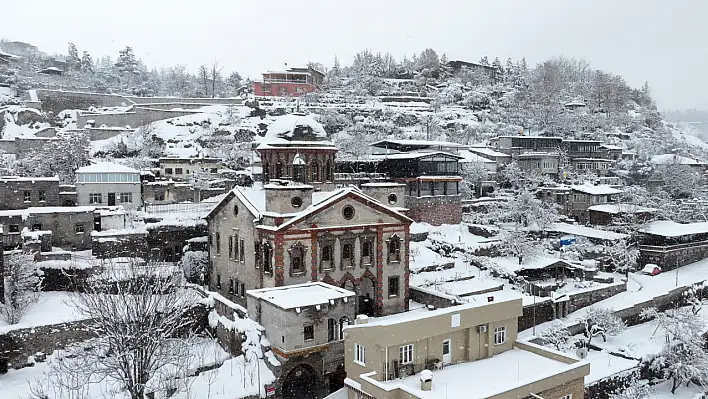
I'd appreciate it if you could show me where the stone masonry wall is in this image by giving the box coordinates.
[404,195,462,226]
[77,107,199,128]
[36,89,133,114]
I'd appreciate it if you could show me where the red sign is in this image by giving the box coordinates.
[266,387,276,397]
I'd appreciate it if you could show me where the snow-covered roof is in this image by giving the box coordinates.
[247,282,354,310]
[600,144,623,150]
[38,67,63,72]
[0,49,21,59]
[588,204,657,214]
[370,139,467,148]
[0,176,59,183]
[360,182,405,188]
[651,154,706,166]
[459,150,495,164]
[259,113,328,147]
[77,162,140,174]
[467,145,510,158]
[373,344,587,399]
[571,157,614,162]
[551,222,628,241]
[517,152,560,158]
[0,205,123,218]
[369,151,463,160]
[564,100,586,107]
[640,221,708,238]
[570,183,622,195]
[348,291,522,329]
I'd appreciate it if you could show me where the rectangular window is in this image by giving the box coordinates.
[241,283,245,297]
[304,325,314,341]
[23,190,31,202]
[494,326,506,345]
[38,190,46,202]
[228,236,234,259]
[120,193,132,203]
[229,279,234,294]
[216,274,221,289]
[399,344,414,364]
[388,276,399,298]
[354,344,366,365]
[175,168,183,175]
[210,168,218,173]
[164,168,173,175]
[74,224,85,234]
[9,224,20,233]
[89,193,102,204]
[559,395,572,399]
[239,239,245,262]
[216,233,221,254]
[32,223,42,231]
[451,313,460,328]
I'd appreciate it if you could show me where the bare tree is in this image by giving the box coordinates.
[210,61,223,98]
[198,65,209,97]
[54,258,195,399]
[0,252,41,324]
[578,308,625,348]
[538,321,578,352]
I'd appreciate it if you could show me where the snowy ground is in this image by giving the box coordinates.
[0,337,260,399]
[0,292,81,334]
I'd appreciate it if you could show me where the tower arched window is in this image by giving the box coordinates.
[342,243,353,268]
[325,160,332,182]
[311,160,320,182]
[263,242,273,274]
[388,235,401,262]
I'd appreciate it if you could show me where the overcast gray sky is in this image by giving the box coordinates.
[4,0,707,110]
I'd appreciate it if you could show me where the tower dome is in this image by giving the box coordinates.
[261,112,328,146]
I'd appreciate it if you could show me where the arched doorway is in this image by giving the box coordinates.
[342,279,358,312]
[358,277,376,316]
[328,363,347,393]
[282,363,318,399]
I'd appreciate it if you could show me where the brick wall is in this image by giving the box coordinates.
[404,195,462,226]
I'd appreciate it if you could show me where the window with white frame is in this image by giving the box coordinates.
[494,326,506,345]
[399,344,414,364]
[89,193,102,204]
[354,344,366,365]
[120,192,132,203]
[559,395,572,399]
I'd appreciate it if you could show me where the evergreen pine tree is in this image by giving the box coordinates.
[479,56,489,66]
[67,42,81,71]
[81,51,93,73]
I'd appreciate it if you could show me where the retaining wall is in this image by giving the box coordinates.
[36,89,133,114]
[125,96,243,105]
[77,107,200,128]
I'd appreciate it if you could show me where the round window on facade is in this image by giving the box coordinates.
[233,204,239,216]
[291,196,303,208]
[388,193,398,205]
[342,205,355,220]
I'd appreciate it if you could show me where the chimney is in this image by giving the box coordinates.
[420,369,433,391]
[355,314,369,325]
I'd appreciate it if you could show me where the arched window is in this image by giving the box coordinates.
[361,241,373,265]
[275,161,283,179]
[290,242,305,275]
[388,235,401,262]
[342,243,353,267]
[311,160,320,182]
[325,160,332,182]
[328,318,336,342]
[263,242,272,274]
[339,316,350,340]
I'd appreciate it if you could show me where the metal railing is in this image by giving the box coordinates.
[640,239,708,252]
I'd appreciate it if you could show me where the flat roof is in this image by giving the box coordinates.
[0,205,123,218]
[551,222,628,241]
[570,184,622,195]
[588,204,657,214]
[371,139,468,148]
[77,162,140,174]
[376,345,586,399]
[640,220,708,238]
[347,290,522,328]
[247,282,354,310]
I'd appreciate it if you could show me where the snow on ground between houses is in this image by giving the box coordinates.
[0,291,82,334]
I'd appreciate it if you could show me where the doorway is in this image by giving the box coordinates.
[107,192,116,206]
[442,339,451,365]
[282,364,318,399]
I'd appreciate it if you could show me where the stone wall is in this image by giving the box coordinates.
[92,232,149,259]
[404,195,462,226]
[0,210,95,250]
[0,137,57,158]
[77,107,200,128]
[409,286,461,309]
[566,282,627,314]
[518,299,555,331]
[36,89,133,114]
[0,321,92,370]
[0,177,61,210]
[125,96,243,105]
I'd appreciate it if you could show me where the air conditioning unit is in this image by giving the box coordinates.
[477,324,487,333]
